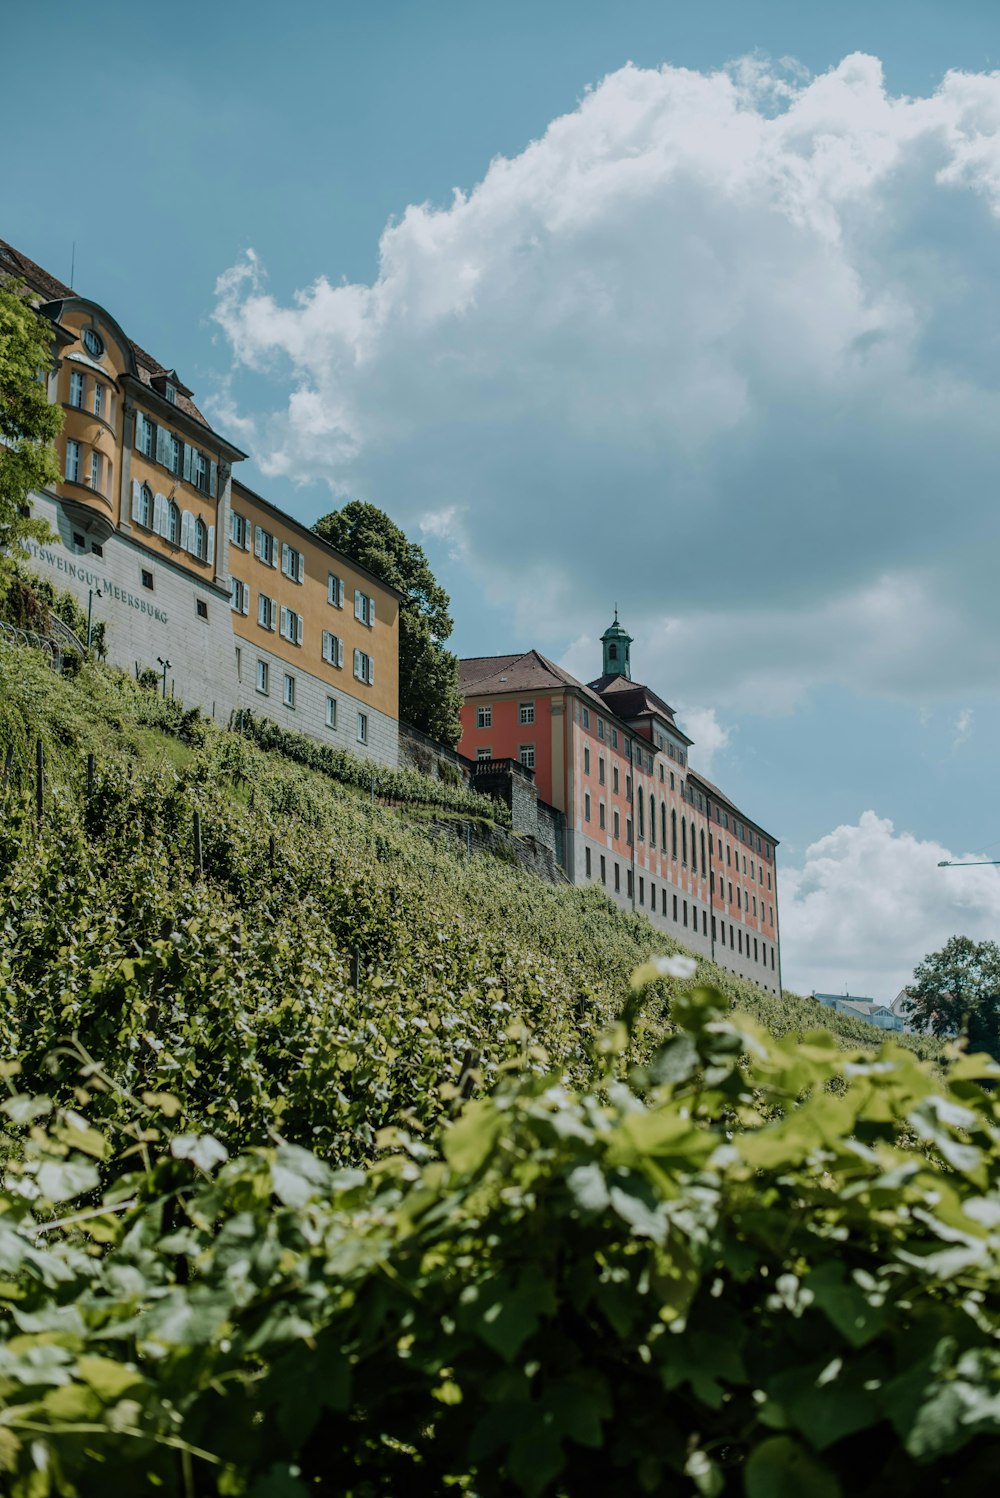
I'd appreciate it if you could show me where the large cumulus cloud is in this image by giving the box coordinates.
[212,53,1000,709]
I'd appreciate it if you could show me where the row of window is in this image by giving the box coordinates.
[230,579,375,685]
[135,413,216,497]
[68,367,114,424]
[230,511,377,624]
[476,745,535,771]
[251,660,369,743]
[476,702,535,728]
[65,439,111,498]
[129,481,213,562]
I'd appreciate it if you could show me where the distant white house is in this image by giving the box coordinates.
[812,992,905,1032]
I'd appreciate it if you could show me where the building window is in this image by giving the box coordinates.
[626,817,633,846]
[196,598,208,620]
[673,894,678,920]
[597,719,605,741]
[682,817,688,865]
[258,594,276,631]
[519,744,535,771]
[519,702,535,724]
[627,870,634,898]
[254,527,278,567]
[613,809,620,839]
[600,854,606,884]
[683,901,688,928]
[138,483,152,528]
[639,877,644,905]
[283,673,295,708]
[82,327,103,358]
[69,371,85,408]
[166,501,180,545]
[235,646,242,681]
[582,707,590,729]
[353,648,375,685]
[599,801,606,830]
[194,517,208,561]
[357,712,368,744]
[626,774,632,799]
[280,607,304,646]
[168,434,181,476]
[614,864,620,892]
[355,589,375,626]
[728,881,733,905]
[92,383,104,420]
[598,757,606,785]
[584,792,591,822]
[322,631,343,668]
[136,411,154,457]
[141,569,154,591]
[637,786,644,839]
[192,450,209,494]
[231,511,251,550]
[585,847,592,878]
[65,439,81,483]
[671,808,677,858]
[91,542,103,558]
[327,573,344,607]
[613,765,619,793]
[89,450,102,493]
[256,660,269,695]
[230,578,249,614]
[611,729,618,749]
[691,833,697,876]
[584,745,590,774]
[281,542,305,583]
[662,889,667,916]
[477,746,492,761]
[326,696,337,729]
[649,796,656,849]
[164,381,177,404]
[477,705,492,729]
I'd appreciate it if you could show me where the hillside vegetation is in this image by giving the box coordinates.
[1,644,996,1497]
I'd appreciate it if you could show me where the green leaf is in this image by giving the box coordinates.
[35,1157,99,1203]
[744,1436,841,1498]
[443,1099,503,1175]
[170,1133,229,1172]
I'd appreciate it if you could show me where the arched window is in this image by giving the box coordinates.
[194,517,208,561]
[671,808,677,858]
[649,797,656,849]
[700,829,707,874]
[662,802,667,852]
[167,501,180,545]
[637,786,644,840]
[691,825,697,874]
[140,483,152,529]
[608,643,617,661]
[682,816,688,865]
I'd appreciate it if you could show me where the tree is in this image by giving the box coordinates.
[906,934,1000,1059]
[313,500,464,744]
[0,281,61,587]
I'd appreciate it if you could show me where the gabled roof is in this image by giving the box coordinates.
[459,650,611,714]
[588,674,691,744]
[0,236,212,431]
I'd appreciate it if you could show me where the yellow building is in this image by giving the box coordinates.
[1,236,402,765]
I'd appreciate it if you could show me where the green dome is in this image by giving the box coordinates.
[601,609,632,679]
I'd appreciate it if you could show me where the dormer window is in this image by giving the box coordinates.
[164,382,177,404]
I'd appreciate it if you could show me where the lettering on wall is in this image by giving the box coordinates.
[22,542,169,624]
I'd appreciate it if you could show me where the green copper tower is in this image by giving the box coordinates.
[601,609,633,680]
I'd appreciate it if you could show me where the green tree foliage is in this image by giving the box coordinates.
[907,934,1000,1060]
[0,282,61,584]
[313,499,464,743]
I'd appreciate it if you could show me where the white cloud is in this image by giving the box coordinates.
[212,53,1000,707]
[780,810,1000,1000]
[673,705,731,777]
[952,708,974,751]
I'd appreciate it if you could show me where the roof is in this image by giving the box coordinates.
[688,768,779,845]
[587,674,691,743]
[231,478,406,601]
[0,236,212,431]
[459,650,612,714]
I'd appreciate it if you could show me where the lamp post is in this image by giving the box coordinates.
[156,657,172,700]
[86,587,102,650]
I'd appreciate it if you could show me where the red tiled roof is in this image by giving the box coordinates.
[0,236,211,430]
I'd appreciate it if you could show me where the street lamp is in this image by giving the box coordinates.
[86,587,102,650]
[937,860,1000,868]
[156,657,172,700]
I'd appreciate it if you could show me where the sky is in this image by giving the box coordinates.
[5,0,1000,1002]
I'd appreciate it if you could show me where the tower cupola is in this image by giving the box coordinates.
[601,609,633,680]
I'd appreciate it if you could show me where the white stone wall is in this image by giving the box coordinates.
[234,638,399,769]
[24,492,238,721]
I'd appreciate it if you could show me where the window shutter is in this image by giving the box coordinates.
[135,412,144,451]
[153,492,166,536]
[354,648,362,678]
[297,613,303,644]
[254,526,264,560]
[131,480,142,523]
[182,445,192,482]
[181,511,193,553]
[280,605,289,638]
[355,591,364,621]
[155,425,169,466]
[209,461,217,498]
[207,525,215,565]
[336,637,344,668]
[368,596,375,626]
[323,629,331,662]
[297,550,305,583]
[244,524,252,552]
[282,542,290,574]
[258,594,266,627]
[367,655,375,685]
[242,586,250,616]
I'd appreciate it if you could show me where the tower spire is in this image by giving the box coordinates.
[600,610,633,680]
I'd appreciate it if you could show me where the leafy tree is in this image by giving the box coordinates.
[313,500,464,743]
[0,281,61,588]
[906,934,1000,1059]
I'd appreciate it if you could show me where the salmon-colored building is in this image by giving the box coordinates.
[459,615,781,993]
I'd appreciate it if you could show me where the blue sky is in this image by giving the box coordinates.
[6,0,1000,1000]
